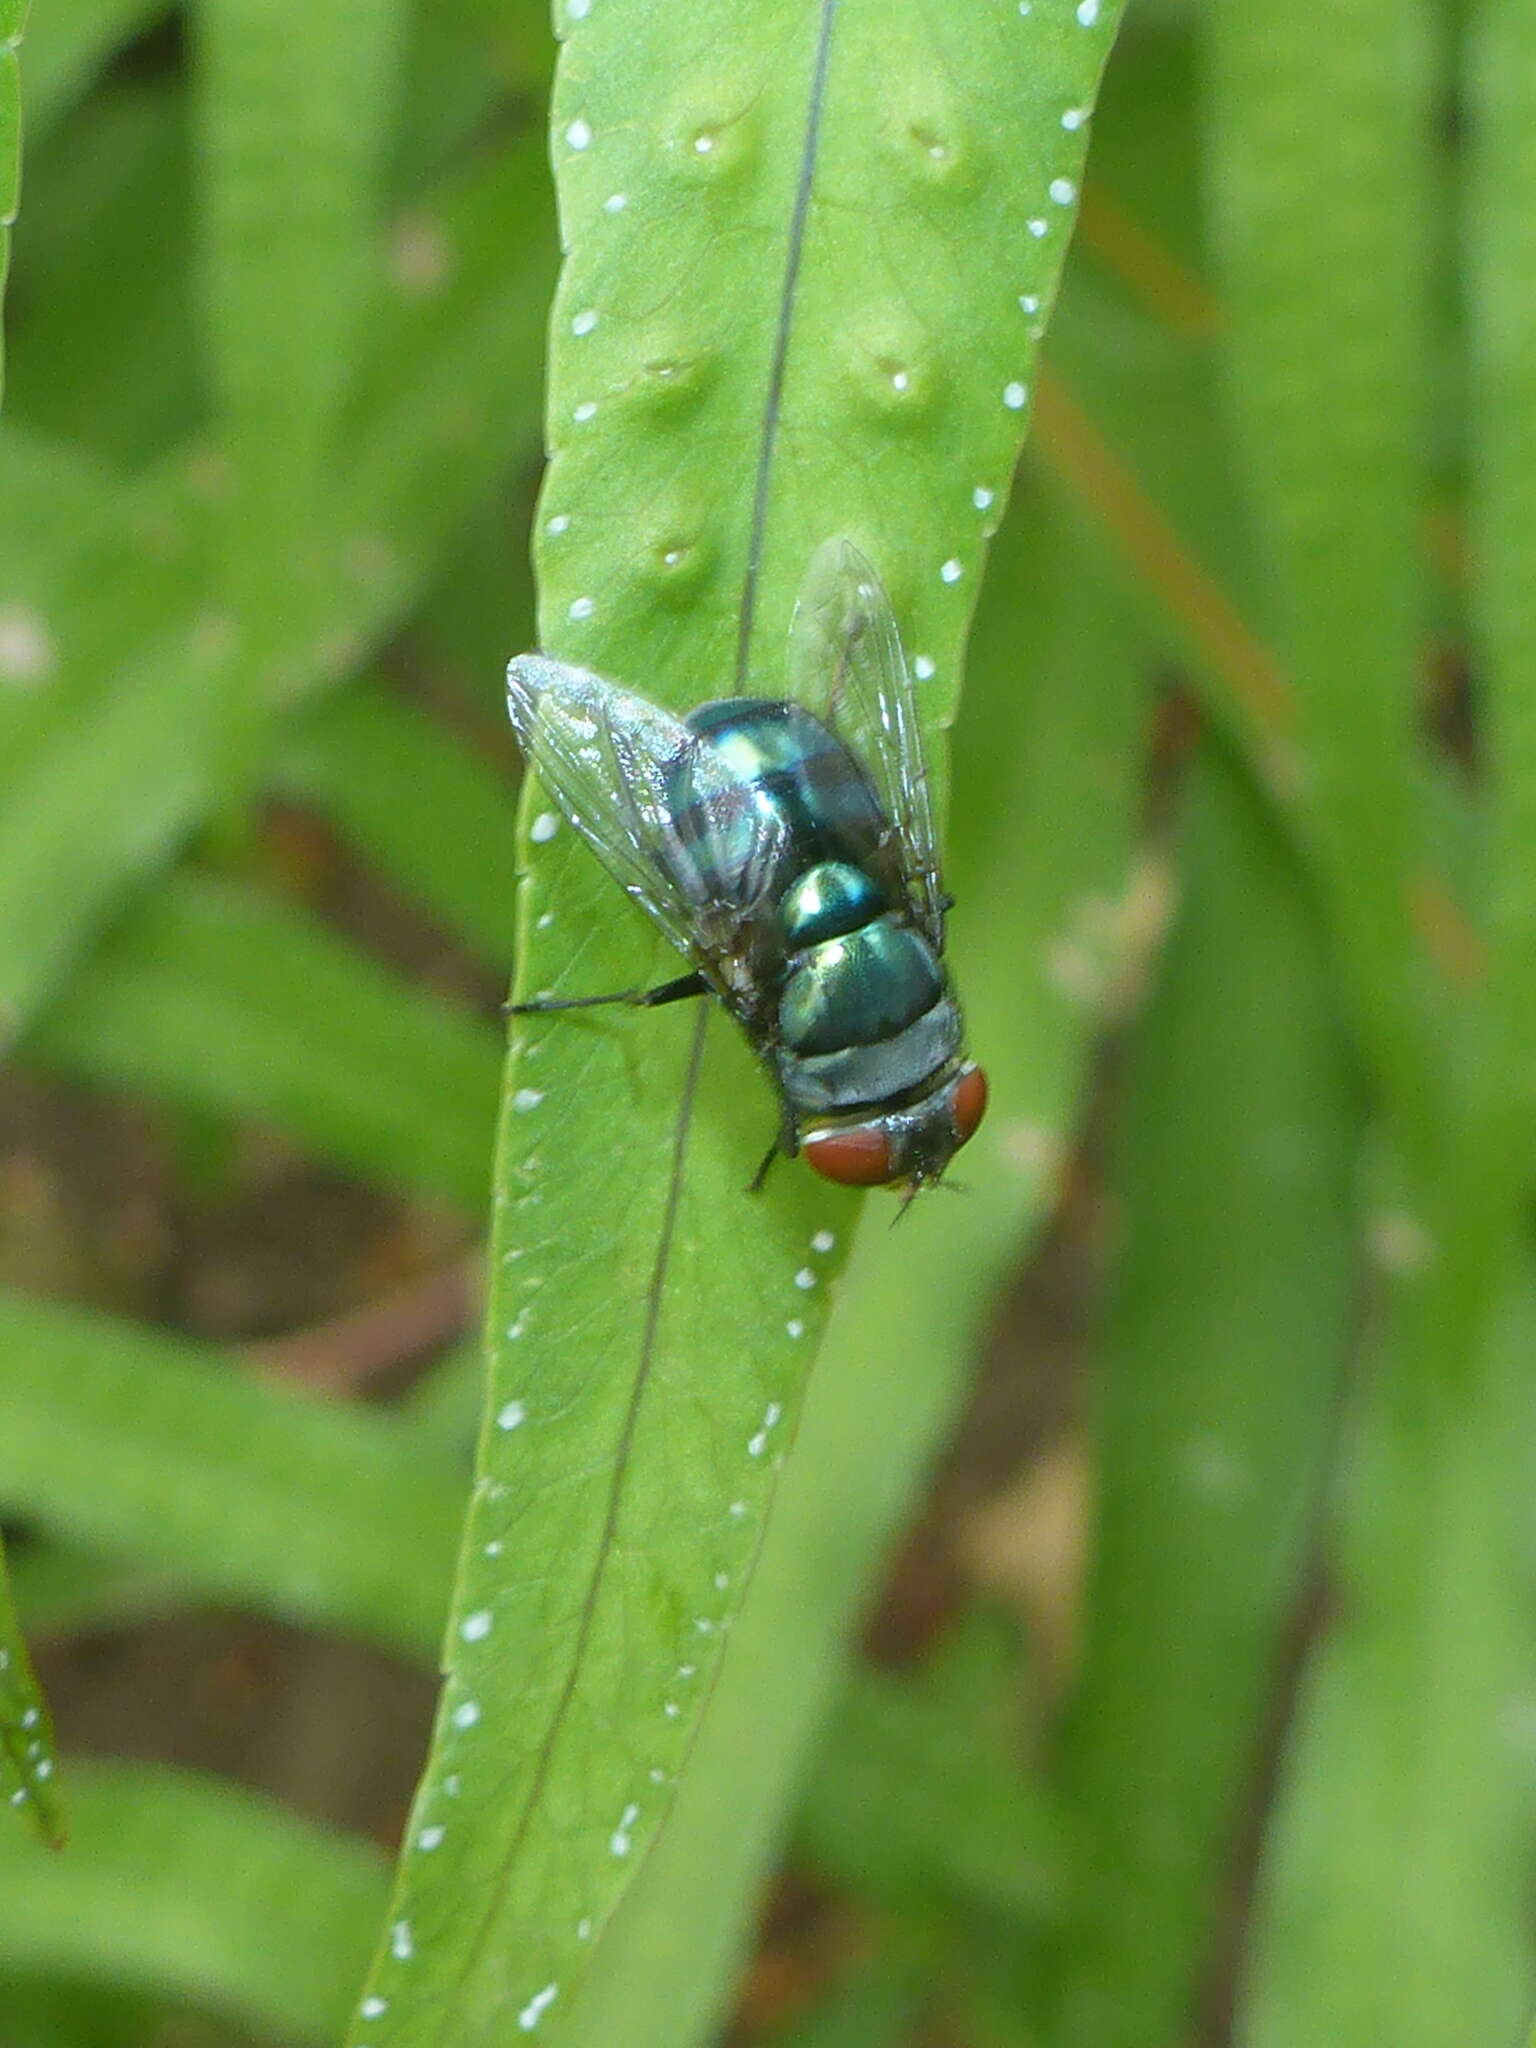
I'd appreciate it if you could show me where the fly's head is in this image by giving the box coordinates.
[800,1063,988,1199]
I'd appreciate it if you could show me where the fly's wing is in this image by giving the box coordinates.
[787,538,946,947]
[506,654,787,965]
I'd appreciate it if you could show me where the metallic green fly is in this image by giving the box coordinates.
[505,539,987,1199]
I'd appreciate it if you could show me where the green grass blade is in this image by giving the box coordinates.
[25,871,501,1211]
[1469,0,1536,1137]
[16,0,165,137]
[1242,1269,1536,2046]
[8,69,198,464]
[797,1662,1057,1925]
[1235,10,1536,2039]
[0,0,64,1856]
[0,1760,386,2044]
[0,1540,63,1848]
[0,1978,149,2048]
[760,1963,927,2048]
[1042,744,1359,2047]
[274,680,521,969]
[557,474,1148,2048]
[193,0,405,786]
[1201,0,1436,1145]
[10,1541,186,1645]
[0,0,23,411]
[0,133,553,1036]
[0,1288,458,1658]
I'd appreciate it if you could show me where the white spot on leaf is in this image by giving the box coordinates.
[518,1983,559,2031]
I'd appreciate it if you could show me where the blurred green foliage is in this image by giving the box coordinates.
[1,2,1533,2046]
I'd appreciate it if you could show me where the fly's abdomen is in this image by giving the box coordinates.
[779,917,942,1054]
[779,861,884,948]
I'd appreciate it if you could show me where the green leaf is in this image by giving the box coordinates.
[556,472,1148,2048]
[0,1760,386,2045]
[8,71,198,464]
[1235,10,1536,2040]
[0,131,553,1036]
[0,0,27,408]
[1041,744,1359,2048]
[1243,1269,1536,2047]
[0,1539,63,1848]
[10,1540,185,1646]
[759,1961,927,2048]
[0,1288,458,1658]
[349,0,1129,2015]
[25,871,501,1210]
[1201,0,1436,1145]
[798,1661,1056,1926]
[0,0,64,1858]
[193,0,406,786]
[1468,0,1536,1147]
[274,679,521,969]
[15,0,165,137]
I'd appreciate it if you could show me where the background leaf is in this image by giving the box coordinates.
[0,1289,458,1658]
[1042,742,1359,2047]
[0,1762,386,2044]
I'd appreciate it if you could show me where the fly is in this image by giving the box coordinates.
[504,538,987,1199]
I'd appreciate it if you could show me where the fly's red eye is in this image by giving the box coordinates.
[950,1064,989,1147]
[802,1122,897,1187]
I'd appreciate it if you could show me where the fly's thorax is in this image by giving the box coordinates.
[680,698,891,881]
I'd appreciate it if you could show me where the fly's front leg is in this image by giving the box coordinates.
[748,1068,801,1195]
[508,970,709,1017]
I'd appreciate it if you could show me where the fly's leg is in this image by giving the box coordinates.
[748,1091,800,1196]
[748,1136,780,1195]
[508,970,709,1017]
